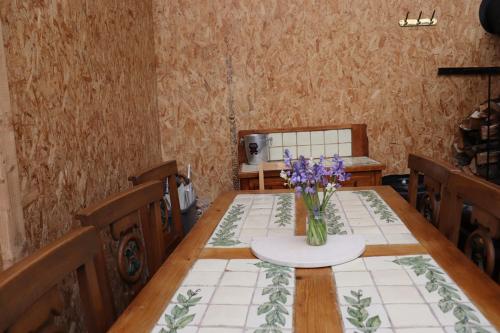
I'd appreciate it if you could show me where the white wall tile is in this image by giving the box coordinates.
[297,145,311,158]
[324,130,339,144]
[311,144,324,158]
[338,129,352,143]
[338,142,352,156]
[268,132,282,147]
[282,132,297,146]
[310,131,324,144]
[325,144,339,157]
[296,131,311,145]
[269,147,283,161]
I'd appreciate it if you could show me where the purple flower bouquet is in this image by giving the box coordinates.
[281,149,350,245]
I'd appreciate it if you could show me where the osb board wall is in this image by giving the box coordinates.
[154,0,233,202]
[1,0,161,330]
[154,0,500,202]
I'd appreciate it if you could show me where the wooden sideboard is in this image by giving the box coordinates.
[237,124,385,190]
[239,158,385,190]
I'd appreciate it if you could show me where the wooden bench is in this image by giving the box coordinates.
[0,226,112,333]
[238,124,385,189]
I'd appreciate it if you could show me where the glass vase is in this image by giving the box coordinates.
[306,211,327,246]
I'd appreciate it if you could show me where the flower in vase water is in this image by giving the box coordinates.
[282,149,350,245]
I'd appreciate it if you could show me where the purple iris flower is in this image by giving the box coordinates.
[305,186,316,194]
[282,150,348,204]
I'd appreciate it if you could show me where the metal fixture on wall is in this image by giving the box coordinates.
[480,0,500,35]
[399,10,437,27]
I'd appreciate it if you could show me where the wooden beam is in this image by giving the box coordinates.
[0,18,25,269]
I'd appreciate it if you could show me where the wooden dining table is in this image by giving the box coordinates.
[109,186,500,332]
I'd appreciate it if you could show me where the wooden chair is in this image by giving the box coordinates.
[408,153,457,228]
[439,172,500,280]
[0,226,113,333]
[76,181,165,311]
[129,160,184,257]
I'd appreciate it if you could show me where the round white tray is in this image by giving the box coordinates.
[250,235,366,268]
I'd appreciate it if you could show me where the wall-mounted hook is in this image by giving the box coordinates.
[417,11,423,25]
[399,10,437,27]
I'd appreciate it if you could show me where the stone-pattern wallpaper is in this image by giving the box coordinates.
[154,0,500,202]
[1,0,161,330]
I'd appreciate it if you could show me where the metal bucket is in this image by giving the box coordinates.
[243,134,271,165]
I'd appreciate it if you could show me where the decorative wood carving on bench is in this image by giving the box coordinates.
[0,226,113,333]
[408,153,458,228]
[129,160,184,258]
[76,181,165,309]
[440,172,500,281]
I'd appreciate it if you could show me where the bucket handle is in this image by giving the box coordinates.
[239,135,273,145]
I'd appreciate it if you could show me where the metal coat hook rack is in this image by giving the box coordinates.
[399,10,437,27]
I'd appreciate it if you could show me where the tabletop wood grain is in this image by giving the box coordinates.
[108,186,500,332]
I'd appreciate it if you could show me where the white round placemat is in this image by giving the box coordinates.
[250,235,366,268]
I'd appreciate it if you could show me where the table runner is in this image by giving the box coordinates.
[206,194,296,248]
[151,259,295,333]
[207,190,418,248]
[332,255,494,332]
[324,190,418,245]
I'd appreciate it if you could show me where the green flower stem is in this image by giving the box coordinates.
[307,214,327,246]
[302,192,329,246]
[320,188,336,212]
